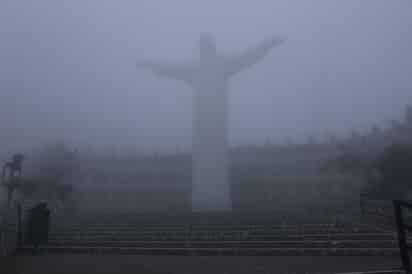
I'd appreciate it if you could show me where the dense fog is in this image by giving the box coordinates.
[1,1,412,214]
[1,1,411,155]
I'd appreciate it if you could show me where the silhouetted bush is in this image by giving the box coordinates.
[19,141,78,204]
[375,143,412,197]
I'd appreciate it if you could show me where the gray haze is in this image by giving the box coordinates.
[1,0,412,155]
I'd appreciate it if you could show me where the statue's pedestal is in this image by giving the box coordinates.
[191,84,231,212]
[191,147,232,212]
[191,155,232,212]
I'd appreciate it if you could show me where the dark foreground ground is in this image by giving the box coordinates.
[0,255,403,274]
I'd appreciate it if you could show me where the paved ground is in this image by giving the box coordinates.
[0,255,403,274]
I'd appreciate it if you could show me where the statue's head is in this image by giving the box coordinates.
[199,32,217,58]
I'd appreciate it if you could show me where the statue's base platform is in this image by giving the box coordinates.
[15,210,398,257]
[8,253,402,274]
[56,208,351,226]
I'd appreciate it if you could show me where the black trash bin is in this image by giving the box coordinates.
[25,202,50,254]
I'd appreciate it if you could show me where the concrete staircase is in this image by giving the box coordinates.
[16,212,402,256]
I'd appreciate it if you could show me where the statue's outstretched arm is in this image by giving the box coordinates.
[137,59,193,83]
[225,36,284,76]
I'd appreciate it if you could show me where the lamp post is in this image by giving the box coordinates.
[1,153,24,208]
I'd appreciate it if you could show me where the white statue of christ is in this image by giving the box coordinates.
[137,33,284,212]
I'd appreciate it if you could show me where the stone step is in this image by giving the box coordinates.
[50,223,345,228]
[48,223,364,228]
[16,246,400,256]
[50,226,395,234]
[49,231,387,237]
[48,233,397,241]
[50,227,379,234]
[336,270,404,274]
[44,239,399,248]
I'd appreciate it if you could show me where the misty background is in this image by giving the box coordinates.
[1,0,412,157]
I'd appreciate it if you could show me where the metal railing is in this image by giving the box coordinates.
[0,202,19,256]
[359,193,396,232]
[393,200,412,274]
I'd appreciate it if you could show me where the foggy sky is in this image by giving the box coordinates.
[1,0,412,155]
